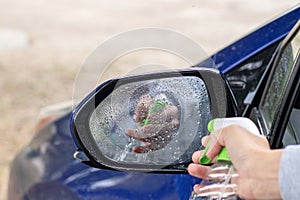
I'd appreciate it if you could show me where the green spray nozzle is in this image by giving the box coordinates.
[141,99,166,126]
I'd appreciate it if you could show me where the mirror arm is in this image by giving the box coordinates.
[223,75,239,117]
[73,149,90,162]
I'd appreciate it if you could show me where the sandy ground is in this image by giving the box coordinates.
[0,0,299,199]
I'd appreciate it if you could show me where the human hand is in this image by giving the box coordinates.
[188,125,283,200]
[125,95,179,153]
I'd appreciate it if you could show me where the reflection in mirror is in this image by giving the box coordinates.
[89,76,211,165]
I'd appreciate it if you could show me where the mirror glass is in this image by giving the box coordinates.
[89,76,212,165]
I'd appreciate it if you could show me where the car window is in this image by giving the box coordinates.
[225,43,279,114]
[283,108,300,147]
[260,29,300,131]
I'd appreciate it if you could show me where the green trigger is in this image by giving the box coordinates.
[199,119,232,164]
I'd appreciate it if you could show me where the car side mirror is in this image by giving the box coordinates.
[71,68,237,173]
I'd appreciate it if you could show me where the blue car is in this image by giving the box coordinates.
[8,4,300,200]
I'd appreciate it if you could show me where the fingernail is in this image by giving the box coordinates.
[199,142,212,164]
[193,184,200,191]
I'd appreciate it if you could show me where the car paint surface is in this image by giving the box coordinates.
[8,5,300,200]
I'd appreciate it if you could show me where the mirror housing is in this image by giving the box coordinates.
[71,68,237,173]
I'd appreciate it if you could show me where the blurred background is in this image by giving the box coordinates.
[0,0,299,198]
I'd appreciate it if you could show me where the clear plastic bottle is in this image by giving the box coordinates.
[189,117,260,200]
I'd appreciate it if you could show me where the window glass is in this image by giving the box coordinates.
[260,30,300,129]
[225,43,278,114]
[282,108,300,147]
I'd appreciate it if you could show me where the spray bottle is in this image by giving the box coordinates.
[189,117,261,200]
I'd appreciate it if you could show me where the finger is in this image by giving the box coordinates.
[192,150,217,164]
[171,118,179,129]
[132,140,169,153]
[134,95,153,122]
[187,163,211,179]
[132,145,151,153]
[125,129,136,138]
[148,112,166,124]
[192,150,204,163]
[125,126,155,141]
[164,105,179,122]
[148,105,179,125]
[201,136,210,146]
[126,117,179,143]
[141,120,178,139]
[134,106,148,122]
[206,129,223,159]
[193,184,201,193]
[137,127,175,143]
[125,127,156,141]
[126,124,172,142]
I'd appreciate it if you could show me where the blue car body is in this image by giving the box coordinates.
[8,5,300,200]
